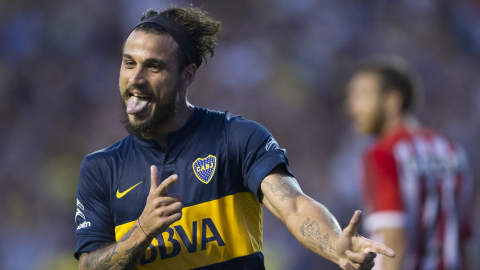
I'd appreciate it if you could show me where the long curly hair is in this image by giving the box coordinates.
[138,5,222,70]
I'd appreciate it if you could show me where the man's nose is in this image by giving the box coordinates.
[129,67,147,85]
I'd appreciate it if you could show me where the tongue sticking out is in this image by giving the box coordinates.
[126,96,150,114]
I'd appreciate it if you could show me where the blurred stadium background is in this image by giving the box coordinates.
[0,0,479,269]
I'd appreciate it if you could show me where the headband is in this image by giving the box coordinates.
[131,13,198,66]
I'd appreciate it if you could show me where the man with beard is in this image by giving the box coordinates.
[74,6,395,270]
[346,56,473,270]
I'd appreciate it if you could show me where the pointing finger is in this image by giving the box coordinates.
[157,174,179,196]
[150,165,161,193]
[342,210,362,237]
[365,240,396,258]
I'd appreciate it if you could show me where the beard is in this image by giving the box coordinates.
[364,106,385,136]
[120,84,181,137]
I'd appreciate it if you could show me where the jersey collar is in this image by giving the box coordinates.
[166,106,206,145]
[132,106,206,149]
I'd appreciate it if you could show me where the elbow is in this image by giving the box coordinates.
[282,195,311,227]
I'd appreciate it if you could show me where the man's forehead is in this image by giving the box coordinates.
[123,30,179,60]
[349,72,382,92]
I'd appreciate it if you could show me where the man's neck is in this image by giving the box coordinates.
[380,113,419,136]
[143,103,195,149]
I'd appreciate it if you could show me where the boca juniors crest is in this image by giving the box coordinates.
[192,155,217,184]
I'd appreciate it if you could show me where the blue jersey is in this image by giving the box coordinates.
[74,107,293,269]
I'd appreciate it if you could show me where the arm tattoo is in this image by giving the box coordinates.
[82,224,142,270]
[263,175,300,201]
[300,218,334,254]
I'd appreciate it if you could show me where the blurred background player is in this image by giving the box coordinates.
[346,55,474,270]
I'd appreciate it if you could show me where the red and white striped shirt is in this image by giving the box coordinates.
[362,126,473,270]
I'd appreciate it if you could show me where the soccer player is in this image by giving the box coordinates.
[346,56,473,270]
[74,5,395,270]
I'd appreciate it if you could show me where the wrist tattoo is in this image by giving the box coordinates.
[82,224,142,270]
[300,218,334,253]
[263,175,300,201]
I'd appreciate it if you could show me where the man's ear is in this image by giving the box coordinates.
[181,63,197,88]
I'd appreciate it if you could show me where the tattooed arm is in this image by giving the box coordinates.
[260,166,341,261]
[260,165,395,270]
[79,223,152,270]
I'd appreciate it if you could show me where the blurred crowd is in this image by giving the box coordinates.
[0,0,479,269]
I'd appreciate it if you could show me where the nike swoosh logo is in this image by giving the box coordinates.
[116,181,142,198]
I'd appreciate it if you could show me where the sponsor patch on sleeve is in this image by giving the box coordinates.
[75,198,91,230]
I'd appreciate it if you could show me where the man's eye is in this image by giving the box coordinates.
[149,65,162,72]
[124,61,135,67]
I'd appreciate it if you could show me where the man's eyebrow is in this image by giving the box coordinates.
[144,57,167,67]
[122,54,167,66]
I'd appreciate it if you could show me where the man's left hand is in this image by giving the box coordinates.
[335,210,396,270]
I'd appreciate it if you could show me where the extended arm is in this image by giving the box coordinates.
[79,166,183,270]
[260,166,395,270]
[261,171,340,259]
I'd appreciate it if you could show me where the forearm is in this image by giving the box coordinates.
[261,170,343,263]
[79,223,152,270]
[284,195,342,264]
[377,228,406,270]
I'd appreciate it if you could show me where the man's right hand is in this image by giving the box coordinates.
[79,166,182,270]
[138,165,183,238]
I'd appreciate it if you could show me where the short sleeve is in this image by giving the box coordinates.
[227,114,294,200]
[362,149,405,232]
[74,156,115,259]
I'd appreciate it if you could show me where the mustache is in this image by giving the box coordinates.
[122,84,156,99]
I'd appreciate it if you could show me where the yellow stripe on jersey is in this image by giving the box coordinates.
[115,191,263,270]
